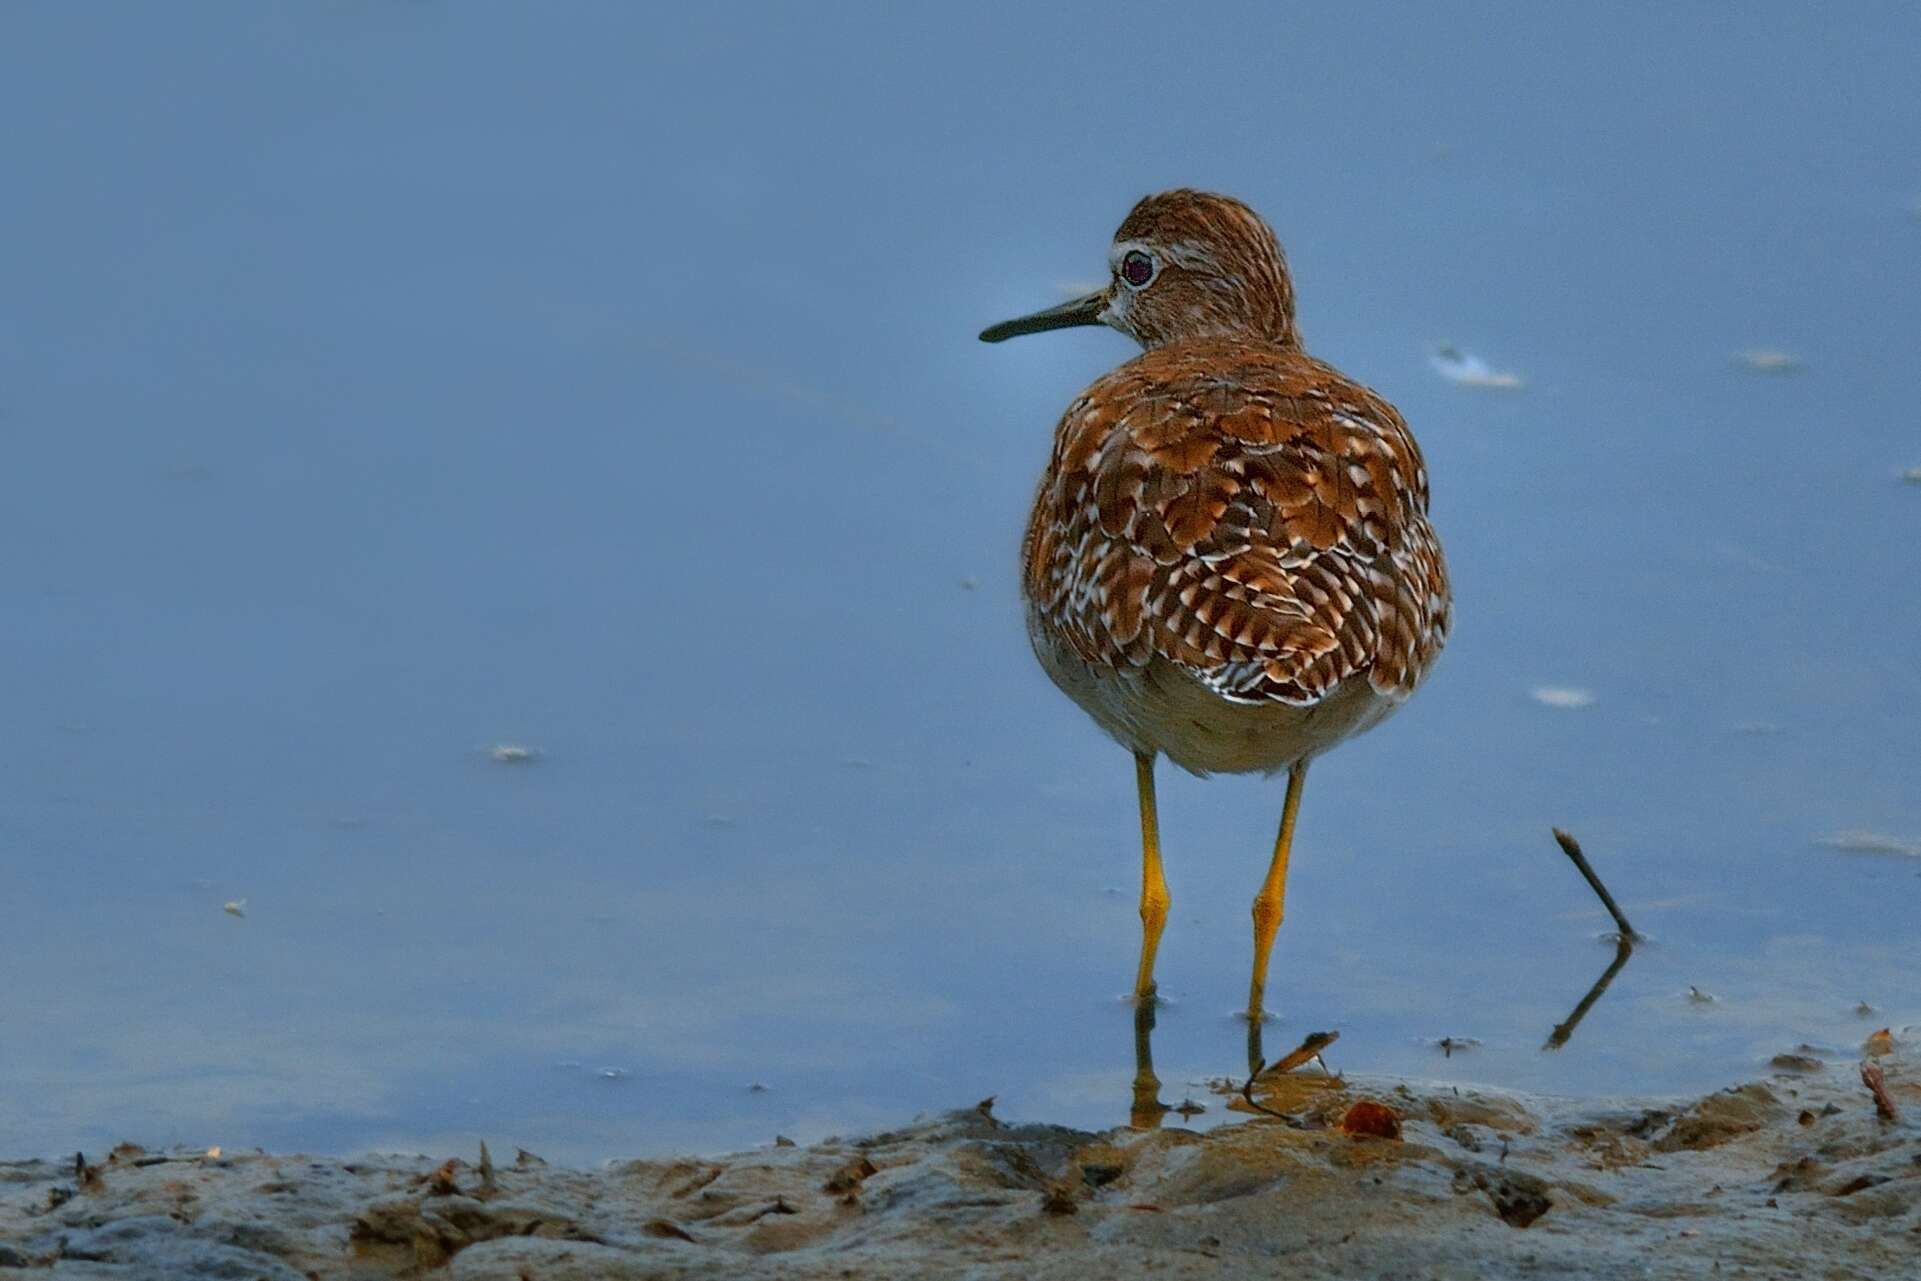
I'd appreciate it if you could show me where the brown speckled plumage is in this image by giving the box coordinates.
[1023,340,1449,710]
[1008,191,1449,773]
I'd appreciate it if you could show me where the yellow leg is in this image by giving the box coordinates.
[1132,752,1170,1004]
[1248,762,1309,1021]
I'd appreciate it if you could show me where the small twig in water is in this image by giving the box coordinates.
[1552,828,1643,942]
[1861,1062,1899,1122]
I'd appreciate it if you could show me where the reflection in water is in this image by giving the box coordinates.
[1126,937,1636,1131]
[1129,1001,1169,1130]
[1544,938,1637,1051]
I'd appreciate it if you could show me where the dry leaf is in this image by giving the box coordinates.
[1340,1100,1402,1140]
[1262,1030,1340,1077]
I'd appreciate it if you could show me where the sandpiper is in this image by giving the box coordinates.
[981,190,1450,1021]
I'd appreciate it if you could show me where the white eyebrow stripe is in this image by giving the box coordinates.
[1158,240,1223,271]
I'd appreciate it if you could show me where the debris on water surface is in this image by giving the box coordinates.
[1429,343,1524,389]
[1733,348,1800,373]
[1426,1036,1483,1058]
[597,1068,626,1081]
[958,576,979,591]
[489,743,536,763]
[222,899,246,918]
[747,1082,770,1094]
[1687,986,1717,1005]
[1530,686,1595,709]
[1863,1028,1895,1058]
[1815,830,1921,858]
[1855,1001,1877,1018]
[1899,467,1921,485]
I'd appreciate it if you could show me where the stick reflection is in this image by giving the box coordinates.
[1544,937,1636,1050]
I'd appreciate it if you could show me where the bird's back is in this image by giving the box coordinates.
[1022,337,1449,767]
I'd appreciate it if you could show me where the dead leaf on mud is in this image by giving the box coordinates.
[1341,1101,1402,1140]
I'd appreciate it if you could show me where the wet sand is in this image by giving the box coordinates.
[3,1032,1914,1279]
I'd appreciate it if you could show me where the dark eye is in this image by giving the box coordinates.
[1120,250,1155,288]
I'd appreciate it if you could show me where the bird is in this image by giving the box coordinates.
[979,190,1450,1023]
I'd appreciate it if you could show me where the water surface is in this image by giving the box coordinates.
[3,3,1918,1163]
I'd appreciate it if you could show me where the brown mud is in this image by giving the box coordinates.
[3,1032,1915,1278]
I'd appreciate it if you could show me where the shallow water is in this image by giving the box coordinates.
[3,4,1918,1165]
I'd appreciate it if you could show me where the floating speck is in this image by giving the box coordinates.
[1429,343,1524,390]
[1530,686,1596,709]
[598,1067,627,1081]
[1687,986,1717,1005]
[1900,467,1921,485]
[1855,1001,1877,1018]
[747,1082,770,1094]
[1814,829,1921,858]
[222,899,247,918]
[958,576,979,591]
[490,743,536,763]
[1173,1098,1206,1118]
[1423,1035,1482,1057]
[1733,348,1799,374]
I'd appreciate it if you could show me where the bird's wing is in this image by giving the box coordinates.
[1024,344,1449,706]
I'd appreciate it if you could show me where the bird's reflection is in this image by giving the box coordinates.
[1130,1000,1170,1129]
[1126,936,1636,1129]
[1544,936,1636,1050]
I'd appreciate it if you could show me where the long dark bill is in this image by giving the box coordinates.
[978,291,1107,343]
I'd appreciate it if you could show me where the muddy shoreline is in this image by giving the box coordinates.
[3,1036,1915,1279]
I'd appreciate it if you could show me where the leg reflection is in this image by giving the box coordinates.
[1130,998,1170,1129]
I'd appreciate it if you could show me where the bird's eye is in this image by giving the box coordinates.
[1120,250,1155,288]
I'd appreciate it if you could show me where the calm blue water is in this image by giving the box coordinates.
[3,3,1917,1164]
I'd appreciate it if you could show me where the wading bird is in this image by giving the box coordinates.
[981,190,1450,1021]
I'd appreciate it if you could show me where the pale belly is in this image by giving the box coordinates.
[1027,606,1405,777]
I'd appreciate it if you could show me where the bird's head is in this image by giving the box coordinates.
[981,189,1298,351]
